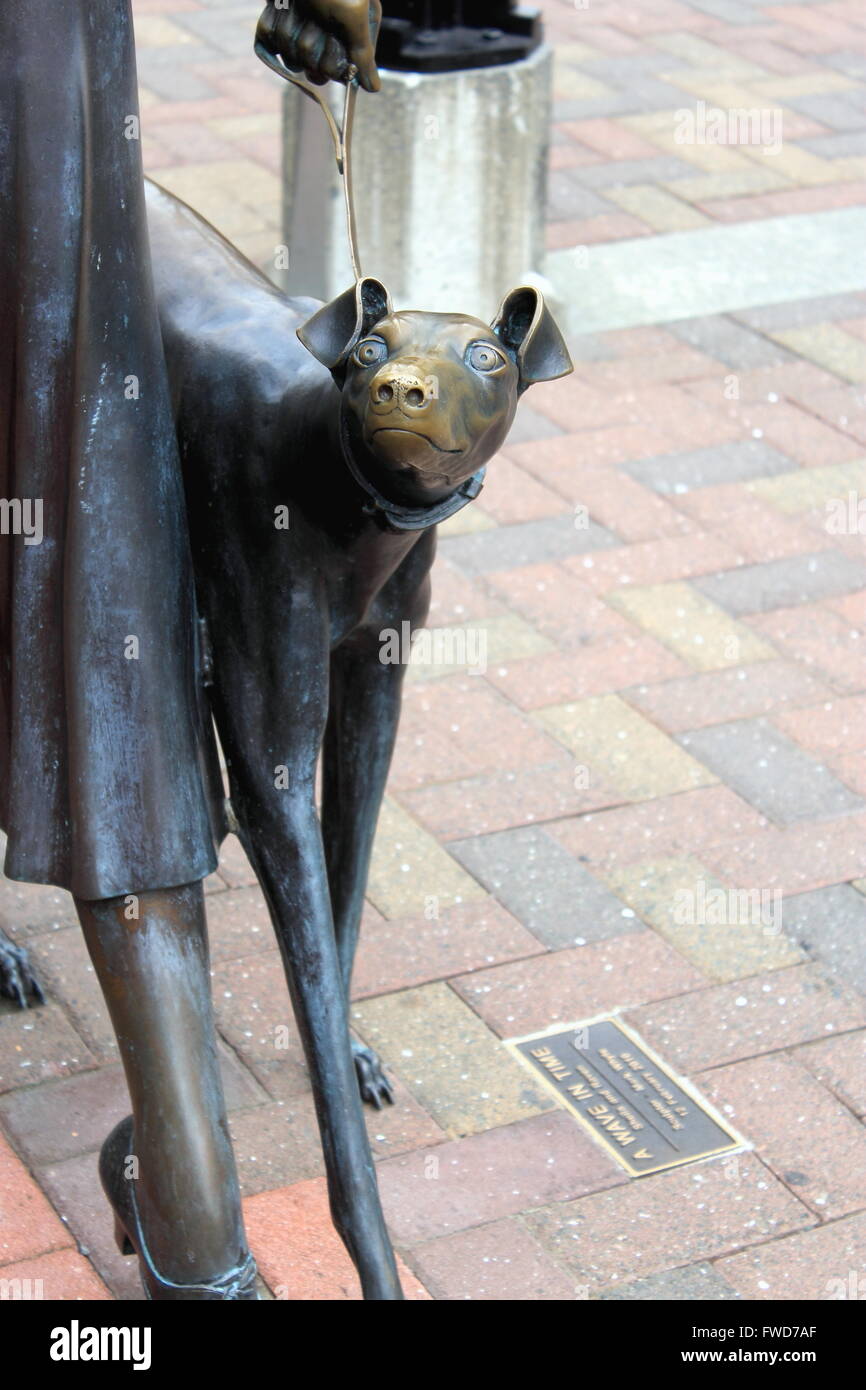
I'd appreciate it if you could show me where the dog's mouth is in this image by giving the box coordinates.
[367,427,463,478]
[370,428,461,454]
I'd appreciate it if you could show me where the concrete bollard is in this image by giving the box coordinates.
[280,43,553,319]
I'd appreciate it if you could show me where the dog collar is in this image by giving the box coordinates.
[340,431,486,532]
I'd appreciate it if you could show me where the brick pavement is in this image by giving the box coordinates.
[2,0,866,1301]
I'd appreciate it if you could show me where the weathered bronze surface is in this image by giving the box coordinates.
[256,0,383,90]
[0,2,219,904]
[146,176,570,1297]
[0,0,572,1301]
[508,1018,741,1177]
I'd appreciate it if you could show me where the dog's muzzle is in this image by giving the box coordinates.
[368,365,433,415]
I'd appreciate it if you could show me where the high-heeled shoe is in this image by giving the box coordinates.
[99,1116,258,1301]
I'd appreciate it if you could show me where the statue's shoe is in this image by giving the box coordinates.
[99,1115,258,1301]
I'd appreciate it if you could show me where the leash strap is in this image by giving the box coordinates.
[255,39,362,282]
[255,42,489,532]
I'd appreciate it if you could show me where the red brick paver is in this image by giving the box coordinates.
[243,1178,431,1300]
[0,1133,73,1266]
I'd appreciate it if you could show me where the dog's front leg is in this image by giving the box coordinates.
[248,791,402,1297]
[210,633,403,1300]
[322,638,407,1106]
[321,577,431,1107]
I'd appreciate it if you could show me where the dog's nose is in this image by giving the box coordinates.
[370,367,431,411]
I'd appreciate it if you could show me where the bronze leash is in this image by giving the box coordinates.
[254,39,362,282]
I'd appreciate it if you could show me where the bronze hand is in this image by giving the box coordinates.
[256,0,382,91]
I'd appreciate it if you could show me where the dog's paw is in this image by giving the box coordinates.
[0,934,45,1010]
[352,1041,394,1109]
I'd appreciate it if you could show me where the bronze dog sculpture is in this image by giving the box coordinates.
[0,0,569,1309]
[137,179,572,1299]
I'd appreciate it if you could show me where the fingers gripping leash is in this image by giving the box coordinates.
[255,40,363,284]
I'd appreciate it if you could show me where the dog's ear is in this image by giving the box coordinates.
[491,286,573,392]
[297,277,392,382]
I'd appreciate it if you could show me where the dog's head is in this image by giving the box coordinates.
[298,277,572,507]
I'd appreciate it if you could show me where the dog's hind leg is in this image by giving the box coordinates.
[209,624,403,1299]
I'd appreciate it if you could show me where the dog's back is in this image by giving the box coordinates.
[145,179,331,433]
[144,177,342,538]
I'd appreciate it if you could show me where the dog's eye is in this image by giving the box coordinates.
[467,343,506,373]
[353,337,388,367]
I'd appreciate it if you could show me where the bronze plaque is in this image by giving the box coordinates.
[506,1016,742,1177]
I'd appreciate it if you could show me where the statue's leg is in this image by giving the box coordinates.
[75,882,253,1296]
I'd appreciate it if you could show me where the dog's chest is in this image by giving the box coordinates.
[323,527,428,649]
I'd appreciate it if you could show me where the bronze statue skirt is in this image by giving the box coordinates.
[0,1,223,899]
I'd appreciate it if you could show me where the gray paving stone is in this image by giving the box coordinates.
[677,718,864,826]
[229,1095,326,1195]
[547,171,617,221]
[0,1043,266,1167]
[685,0,763,22]
[599,1261,741,1300]
[553,94,647,122]
[577,55,689,80]
[506,404,565,445]
[546,209,866,334]
[575,157,699,190]
[622,440,793,495]
[0,869,77,941]
[781,884,866,996]
[0,1065,130,1166]
[134,63,216,101]
[693,551,866,616]
[823,51,866,81]
[0,1039,264,1167]
[173,9,260,57]
[784,92,866,132]
[666,315,795,368]
[450,826,640,948]
[558,333,620,364]
[136,44,220,69]
[439,515,617,576]
[733,293,866,332]
[35,1150,142,1301]
[628,77,698,109]
[800,131,866,159]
